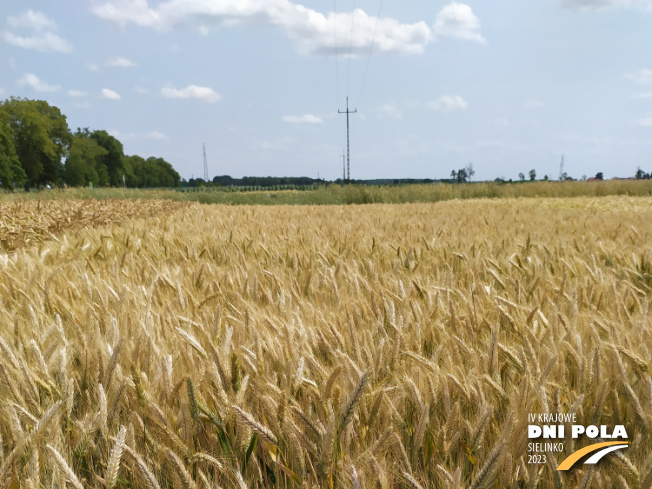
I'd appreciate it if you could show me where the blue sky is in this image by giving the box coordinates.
[1,0,651,181]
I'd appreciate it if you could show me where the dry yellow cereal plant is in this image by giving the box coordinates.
[0,195,650,488]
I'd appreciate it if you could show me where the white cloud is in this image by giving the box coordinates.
[638,117,652,126]
[101,88,121,100]
[88,63,100,72]
[377,103,402,119]
[560,0,648,10]
[7,10,56,31]
[161,84,221,103]
[634,91,652,99]
[433,3,485,43]
[282,114,323,124]
[74,102,92,109]
[427,95,468,112]
[625,69,652,84]
[4,11,72,52]
[92,0,433,56]
[106,56,137,67]
[68,89,87,97]
[147,131,168,139]
[18,73,60,92]
[3,31,72,52]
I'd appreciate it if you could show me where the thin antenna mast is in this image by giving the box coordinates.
[203,143,209,182]
[338,97,357,181]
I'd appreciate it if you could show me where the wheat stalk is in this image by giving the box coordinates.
[339,369,371,432]
[106,425,127,489]
[166,447,197,489]
[46,444,84,489]
[0,196,651,488]
[123,444,162,489]
[232,405,278,445]
[402,471,424,489]
[468,441,504,489]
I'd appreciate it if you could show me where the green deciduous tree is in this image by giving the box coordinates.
[90,130,125,187]
[1,97,184,189]
[451,168,468,183]
[144,157,180,187]
[64,129,109,187]
[0,105,27,189]
[1,97,71,185]
[123,155,145,187]
[465,162,475,182]
[123,155,180,187]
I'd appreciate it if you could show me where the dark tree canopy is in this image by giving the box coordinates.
[90,130,125,187]
[124,155,180,188]
[211,175,317,187]
[0,105,26,188]
[450,168,468,183]
[1,97,71,185]
[0,97,182,189]
[65,129,109,187]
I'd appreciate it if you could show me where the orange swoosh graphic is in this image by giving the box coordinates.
[557,441,629,471]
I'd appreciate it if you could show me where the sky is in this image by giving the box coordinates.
[1,0,651,182]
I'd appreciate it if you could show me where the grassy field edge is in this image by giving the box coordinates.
[2,180,652,205]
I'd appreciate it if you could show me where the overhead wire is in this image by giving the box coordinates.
[356,0,384,108]
[335,0,385,108]
[333,0,339,106]
[333,0,384,178]
[347,0,356,97]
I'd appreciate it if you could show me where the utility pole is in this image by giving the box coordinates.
[338,97,357,182]
[203,143,209,182]
[341,150,346,181]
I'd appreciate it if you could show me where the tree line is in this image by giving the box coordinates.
[211,175,318,187]
[0,97,180,190]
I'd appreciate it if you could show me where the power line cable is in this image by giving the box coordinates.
[333,0,339,106]
[347,0,356,97]
[356,0,384,108]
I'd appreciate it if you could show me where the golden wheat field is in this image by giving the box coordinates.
[0,196,651,489]
[0,199,191,252]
